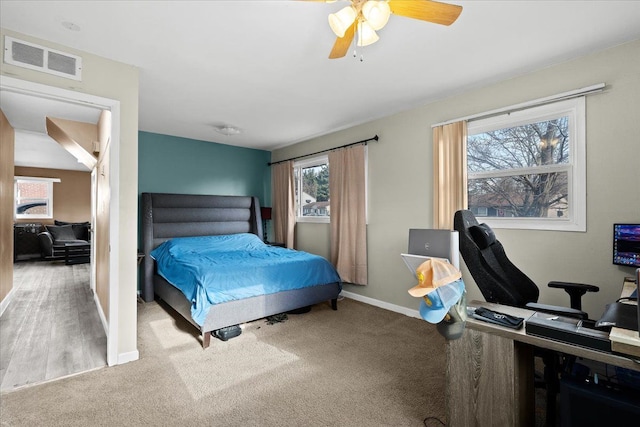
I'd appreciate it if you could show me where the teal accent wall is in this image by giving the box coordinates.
[138,131,271,206]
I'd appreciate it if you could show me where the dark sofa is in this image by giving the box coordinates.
[38,220,91,264]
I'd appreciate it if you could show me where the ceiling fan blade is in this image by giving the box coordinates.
[329,21,356,59]
[388,0,462,26]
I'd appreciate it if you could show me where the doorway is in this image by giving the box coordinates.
[0,76,121,381]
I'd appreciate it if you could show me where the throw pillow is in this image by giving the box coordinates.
[54,220,90,240]
[47,224,77,241]
[72,223,89,241]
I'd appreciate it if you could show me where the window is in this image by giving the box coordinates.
[294,155,330,223]
[14,176,60,219]
[466,98,586,231]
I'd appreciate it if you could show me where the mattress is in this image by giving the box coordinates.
[151,233,341,325]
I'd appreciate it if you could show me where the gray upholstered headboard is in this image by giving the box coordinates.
[141,193,263,302]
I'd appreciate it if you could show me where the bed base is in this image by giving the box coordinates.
[154,274,340,348]
[142,192,341,349]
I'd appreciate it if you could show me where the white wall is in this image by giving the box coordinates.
[272,39,640,319]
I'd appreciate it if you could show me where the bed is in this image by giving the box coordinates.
[141,192,341,348]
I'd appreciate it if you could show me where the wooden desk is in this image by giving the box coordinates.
[446,299,640,427]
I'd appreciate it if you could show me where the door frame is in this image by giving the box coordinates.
[91,168,97,294]
[1,76,121,366]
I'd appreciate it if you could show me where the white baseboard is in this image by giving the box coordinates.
[117,350,139,365]
[94,290,109,336]
[0,286,16,317]
[340,290,421,319]
[96,291,138,366]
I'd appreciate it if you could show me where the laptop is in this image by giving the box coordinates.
[407,229,460,269]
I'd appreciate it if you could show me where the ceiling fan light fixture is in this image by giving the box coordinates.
[361,0,391,31]
[356,20,379,47]
[328,6,357,37]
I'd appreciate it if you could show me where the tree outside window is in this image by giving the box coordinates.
[294,156,330,221]
[468,117,569,218]
[466,98,586,231]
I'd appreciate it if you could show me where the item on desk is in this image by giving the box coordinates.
[437,291,468,340]
[472,307,525,329]
[419,279,465,323]
[407,258,467,340]
[408,258,461,297]
[595,302,639,331]
[525,311,612,352]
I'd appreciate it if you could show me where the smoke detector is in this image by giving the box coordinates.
[213,125,242,136]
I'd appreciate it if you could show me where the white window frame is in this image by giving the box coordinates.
[294,155,330,224]
[14,176,61,220]
[466,97,586,232]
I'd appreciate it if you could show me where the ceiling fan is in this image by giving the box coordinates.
[304,0,463,59]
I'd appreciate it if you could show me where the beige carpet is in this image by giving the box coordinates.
[0,298,446,426]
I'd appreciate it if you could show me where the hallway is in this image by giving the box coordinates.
[0,261,106,392]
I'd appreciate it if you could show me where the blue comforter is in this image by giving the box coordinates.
[150,233,341,326]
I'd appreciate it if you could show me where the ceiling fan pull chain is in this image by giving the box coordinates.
[355,19,364,62]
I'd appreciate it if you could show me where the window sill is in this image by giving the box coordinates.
[480,217,586,232]
[296,216,329,224]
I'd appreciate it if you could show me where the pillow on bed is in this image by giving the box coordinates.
[47,224,77,242]
[151,233,266,259]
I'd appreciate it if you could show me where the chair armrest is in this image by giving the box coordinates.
[525,302,587,320]
[548,281,599,293]
[37,232,54,255]
[548,281,599,311]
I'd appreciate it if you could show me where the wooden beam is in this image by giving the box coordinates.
[45,117,97,170]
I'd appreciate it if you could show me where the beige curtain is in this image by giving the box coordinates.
[271,161,296,248]
[329,144,367,285]
[433,121,468,230]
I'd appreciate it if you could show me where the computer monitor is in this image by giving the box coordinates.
[637,268,639,337]
[613,224,640,268]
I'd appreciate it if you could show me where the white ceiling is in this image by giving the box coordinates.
[1,89,102,172]
[2,0,640,169]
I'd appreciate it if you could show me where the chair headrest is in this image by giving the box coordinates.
[469,223,496,249]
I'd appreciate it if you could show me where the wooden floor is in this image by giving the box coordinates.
[0,261,107,392]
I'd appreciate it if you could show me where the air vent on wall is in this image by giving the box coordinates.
[4,36,82,81]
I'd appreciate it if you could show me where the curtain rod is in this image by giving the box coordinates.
[431,83,606,128]
[268,135,378,166]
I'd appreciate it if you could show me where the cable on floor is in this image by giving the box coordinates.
[423,416,446,426]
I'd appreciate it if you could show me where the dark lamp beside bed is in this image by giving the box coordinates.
[261,207,272,242]
[261,207,272,221]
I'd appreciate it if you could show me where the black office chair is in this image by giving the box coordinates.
[453,210,599,318]
[454,209,600,425]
